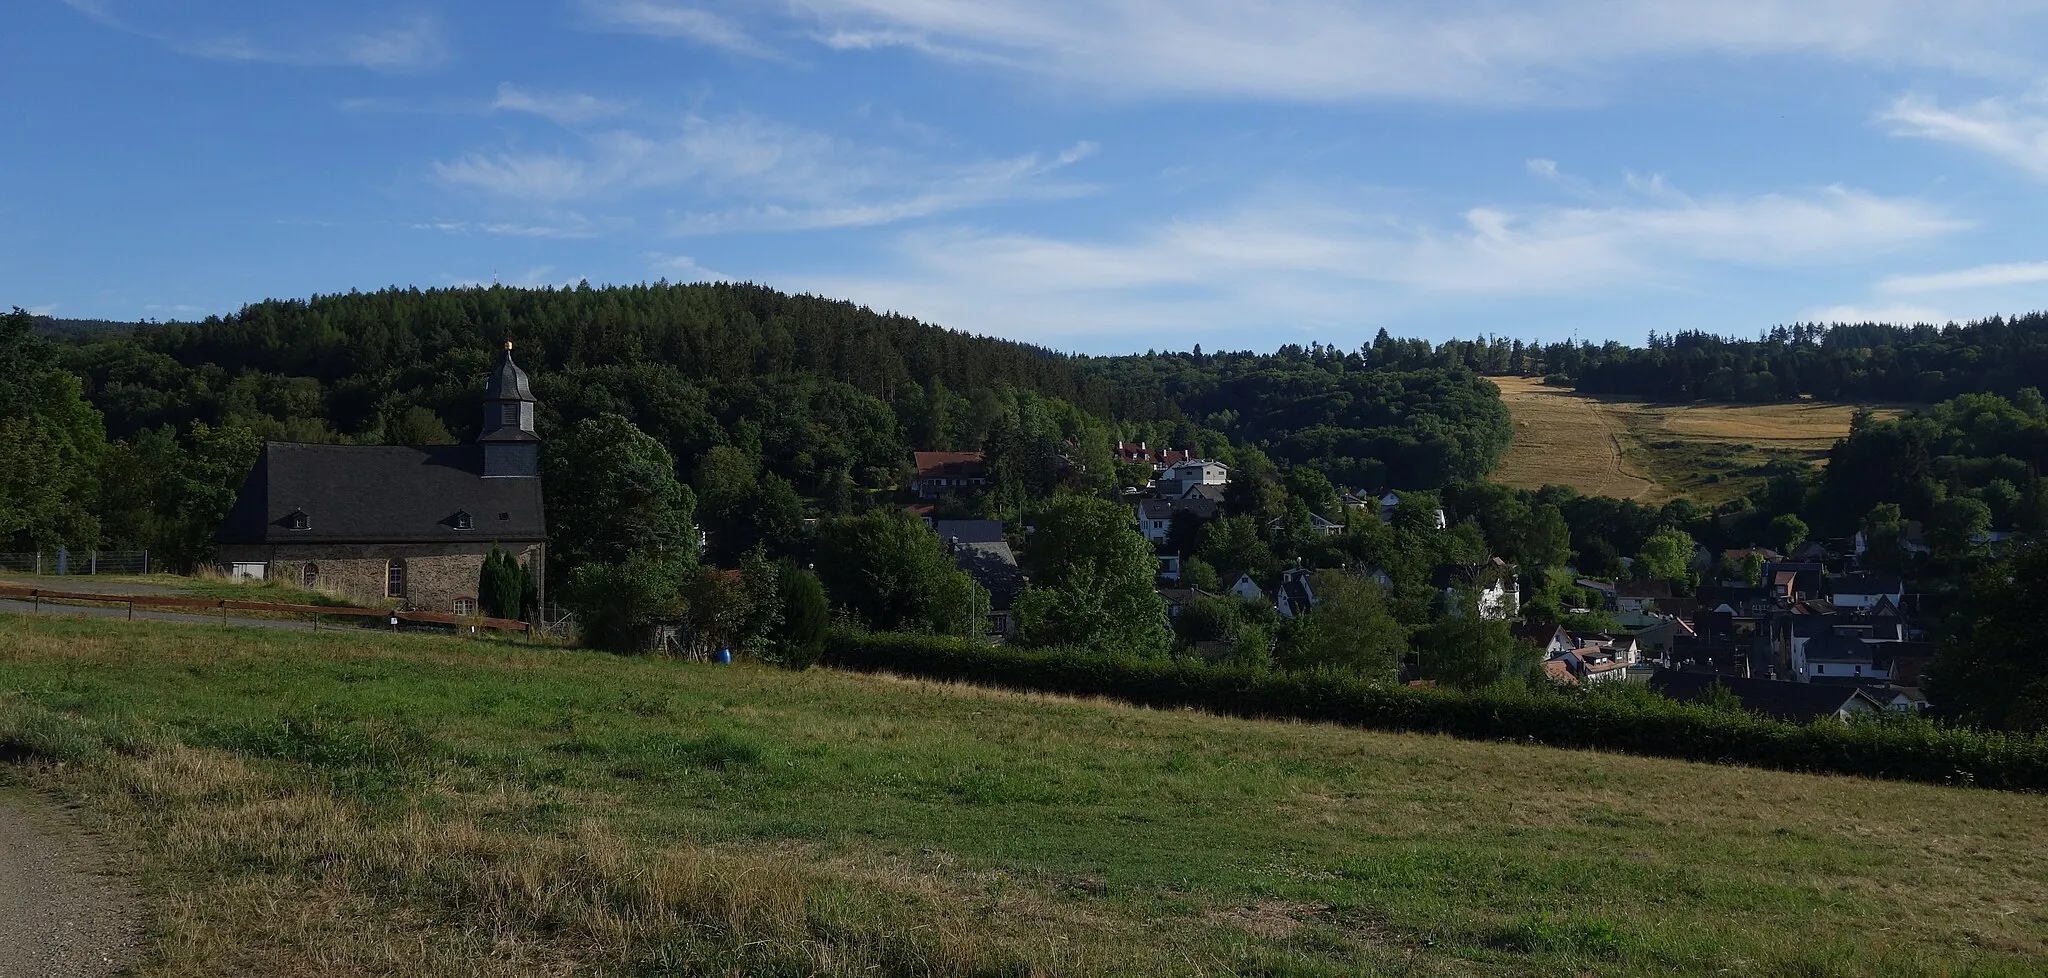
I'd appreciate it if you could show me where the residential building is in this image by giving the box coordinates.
[1267,511,1344,538]
[1155,459,1229,497]
[1135,497,1220,544]
[940,524,1024,639]
[1830,574,1904,610]
[1276,567,1317,619]
[1157,587,1213,620]
[1513,623,1575,657]
[1376,490,1447,529]
[215,343,546,614]
[1227,573,1267,604]
[911,451,988,499]
[1614,579,1672,614]
[1432,558,1520,620]
[1649,670,1888,722]
[1761,562,1825,601]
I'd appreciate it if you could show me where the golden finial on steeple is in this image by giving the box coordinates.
[504,340,514,351]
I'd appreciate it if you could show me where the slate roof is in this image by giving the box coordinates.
[1649,669,1885,723]
[484,344,535,401]
[1615,580,1673,600]
[951,540,1025,611]
[931,519,1007,545]
[1138,498,1220,522]
[217,442,546,545]
[1832,574,1904,597]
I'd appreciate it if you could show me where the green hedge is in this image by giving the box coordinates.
[822,631,2048,792]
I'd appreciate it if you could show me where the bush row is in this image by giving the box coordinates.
[821,631,2048,792]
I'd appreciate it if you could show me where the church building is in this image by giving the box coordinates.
[215,343,547,614]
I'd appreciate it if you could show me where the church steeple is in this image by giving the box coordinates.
[479,342,539,477]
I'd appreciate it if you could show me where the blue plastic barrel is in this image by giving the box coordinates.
[714,649,733,664]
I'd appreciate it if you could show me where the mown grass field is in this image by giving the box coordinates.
[1489,377,1908,505]
[4,615,2047,977]
[0,569,374,607]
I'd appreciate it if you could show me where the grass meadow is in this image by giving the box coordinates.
[1488,377,1908,505]
[3,613,2046,976]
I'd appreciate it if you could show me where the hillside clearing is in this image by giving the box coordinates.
[3,615,2046,976]
[1489,376,1908,504]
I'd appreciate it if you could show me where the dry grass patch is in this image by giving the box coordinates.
[1490,376,1908,504]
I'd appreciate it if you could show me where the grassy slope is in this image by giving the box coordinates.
[1489,377,1908,505]
[3,616,2046,977]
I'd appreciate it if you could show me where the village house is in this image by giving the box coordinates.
[1156,554,1182,581]
[1830,573,1904,610]
[935,520,1023,639]
[215,343,546,614]
[1762,561,1825,602]
[1275,567,1317,619]
[1432,558,1520,620]
[1649,670,1887,722]
[1613,579,1672,614]
[910,451,988,499]
[1375,490,1447,529]
[1136,497,1220,544]
[1513,623,1575,657]
[1226,572,1267,604]
[1267,511,1344,538]
[1154,459,1229,498]
[1116,441,1192,471]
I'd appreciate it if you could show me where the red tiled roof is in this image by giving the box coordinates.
[913,451,986,479]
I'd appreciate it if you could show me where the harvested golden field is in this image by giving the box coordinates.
[1489,376,1907,504]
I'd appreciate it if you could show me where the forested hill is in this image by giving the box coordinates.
[28,315,138,340]
[112,283,1128,424]
[1092,343,1511,490]
[1427,313,2048,403]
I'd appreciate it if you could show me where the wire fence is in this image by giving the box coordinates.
[0,550,150,575]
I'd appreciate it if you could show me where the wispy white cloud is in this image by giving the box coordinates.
[24,304,60,317]
[792,179,1962,341]
[1879,259,2048,293]
[578,0,782,59]
[646,253,733,281]
[62,1,446,71]
[1884,92,2048,178]
[1803,303,1955,325]
[765,0,2048,103]
[407,218,612,239]
[434,112,1097,233]
[490,84,628,126]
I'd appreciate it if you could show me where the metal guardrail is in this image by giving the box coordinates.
[0,584,531,635]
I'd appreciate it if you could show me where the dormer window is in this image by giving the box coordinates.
[288,509,311,531]
[453,511,474,530]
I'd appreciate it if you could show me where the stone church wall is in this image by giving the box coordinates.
[218,541,544,616]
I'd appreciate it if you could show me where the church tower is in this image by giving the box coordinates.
[479,341,539,477]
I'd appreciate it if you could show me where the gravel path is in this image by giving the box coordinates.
[0,790,137,978]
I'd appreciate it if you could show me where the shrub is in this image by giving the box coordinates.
[821,631,2048,792]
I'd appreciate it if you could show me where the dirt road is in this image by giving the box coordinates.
[0,790,136,978]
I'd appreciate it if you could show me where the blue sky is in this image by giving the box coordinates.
[7,1,2048,354]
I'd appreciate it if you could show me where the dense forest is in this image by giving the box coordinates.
[1092,341,1511,489]
[1428,314,2048,403]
